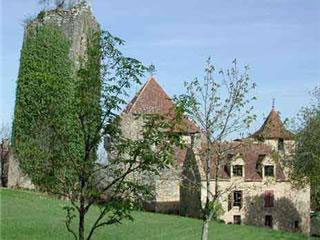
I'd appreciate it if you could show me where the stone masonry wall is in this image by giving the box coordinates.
[120,112,195,214]
[201,179,310,234]
[0,140,34,189]
[26,2,100,73]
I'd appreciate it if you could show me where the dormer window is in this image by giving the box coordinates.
[232,165,243,177]
[278,138,284,151]
[258,154,266,161]
[227,153,234,160]
[264,165,274,177]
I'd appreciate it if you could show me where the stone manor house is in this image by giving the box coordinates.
[1,2,314,236]
[120,77,311,234]
[0,76,311,234]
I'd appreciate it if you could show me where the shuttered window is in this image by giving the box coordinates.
[264,190,274,207]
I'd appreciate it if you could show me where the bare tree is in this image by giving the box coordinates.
[176,57,256,240]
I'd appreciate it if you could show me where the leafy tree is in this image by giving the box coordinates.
[176,58,256,240]
[13,22,182,240]
[290,86,320,210]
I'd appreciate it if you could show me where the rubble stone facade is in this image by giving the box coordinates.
[121,77,311,234]
[0,140,34,189]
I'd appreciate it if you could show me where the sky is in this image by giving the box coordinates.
[1,0,319,134]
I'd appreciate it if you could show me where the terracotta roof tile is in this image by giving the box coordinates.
[250,109,295,140]
[124,77,199,133]
[199,141,287,182]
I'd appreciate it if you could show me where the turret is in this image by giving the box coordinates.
[250,108,295,152]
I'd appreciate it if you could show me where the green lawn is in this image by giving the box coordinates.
[0,188,317,240]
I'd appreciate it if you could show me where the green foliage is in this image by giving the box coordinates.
[208,200,225,221]
[13,20,182,240]
[37,11,46,20]
[290,86,320,209]
[12,24,81,192]
[75,30,102,165]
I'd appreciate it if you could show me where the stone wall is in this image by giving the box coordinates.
[0,140,34,189]
[311,215,320,236]
[120,112,197,214]
[201,179,310,234]
[26,2,100,73]
[179,147,202,217]
[154,179,180,214]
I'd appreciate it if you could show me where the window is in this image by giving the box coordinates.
[224,164,231,176]
[232,165,243,177]
[256,154,266,176]
[278,138,284,151]
[265,215,273,228]
[228,191,243,210]
[294,221,299,229]
[264,165,274,177]
[258,154,266,162]
[233,191,242,207]
[233,215,241,225]
[264,191,274,207]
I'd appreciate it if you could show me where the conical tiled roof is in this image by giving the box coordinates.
[251,109,295,140]
[124,77,199,133]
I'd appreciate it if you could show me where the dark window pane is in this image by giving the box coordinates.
[265,215,273,228]
[278,138,284,151]
[233,215,241,224]
[232,165,243,177]
[264,166,274,177]
[233,191,242,207]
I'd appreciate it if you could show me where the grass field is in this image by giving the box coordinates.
[1,188,318,240]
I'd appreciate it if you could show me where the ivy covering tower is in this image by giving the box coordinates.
[12,3,101,191]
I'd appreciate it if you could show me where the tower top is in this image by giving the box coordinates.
[272,98,275,110]
[250,108,295,140]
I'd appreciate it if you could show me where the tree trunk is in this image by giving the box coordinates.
[201,219,209,240]
[202,146,212,240]
[79,189,86,240]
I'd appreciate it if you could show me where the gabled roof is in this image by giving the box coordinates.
[124,77,173,114]
[250,109,295,140]
[124,77,199,133]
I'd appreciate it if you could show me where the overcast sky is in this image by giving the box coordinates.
[1,0,319,134]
